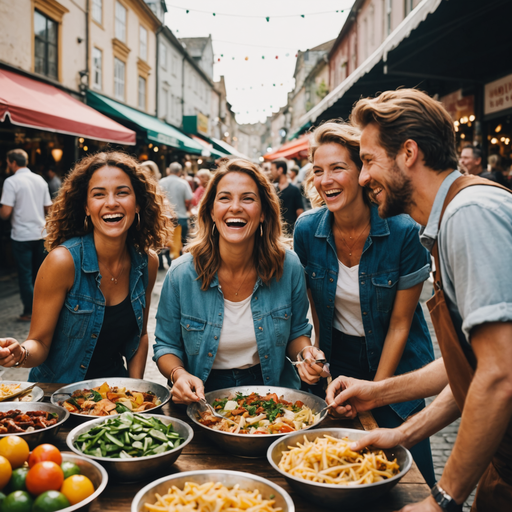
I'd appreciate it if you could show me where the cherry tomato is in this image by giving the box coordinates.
[0,455,12,490]
[25,462,64,496]
[28,445,62,468]
[60,475,94,505]
[0,437,29,469]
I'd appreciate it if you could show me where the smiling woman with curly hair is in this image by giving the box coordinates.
[0,151,174,383]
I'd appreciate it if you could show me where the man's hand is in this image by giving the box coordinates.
[349,427,406,452]
[396,496,443,512]
[326,376,381,419]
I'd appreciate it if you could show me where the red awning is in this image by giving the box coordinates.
[263,134,310,161]
[0,68,136,145]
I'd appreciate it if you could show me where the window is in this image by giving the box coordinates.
[160,43,167,70]
[404,0,415,16]
[175,96,181,120]
[162,88,168,118]
[34,10,58,80]
[92,0,102,24]
[171,53,178,77]
[386,0,392,35]
[92,47,102,90]
[170,93,175,119]
[115,1,126,42]
[139,26,147,61]
[114,57,125,100]
[138,76,146,110]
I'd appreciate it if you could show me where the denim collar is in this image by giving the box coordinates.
[81,232,147,273]
[314,204,390,239]
[420,170,462,251]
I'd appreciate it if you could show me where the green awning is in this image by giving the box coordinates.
[86,91,203,154]
[209,137,248,159]
[288,121,312,141]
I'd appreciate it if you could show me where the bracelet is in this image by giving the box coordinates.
[169,366,185,386]
[21,346,29,367]
[13,346,27,368]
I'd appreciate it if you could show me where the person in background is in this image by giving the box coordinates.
[0,151,173,382]
[289,166,299,184]
[47,168,62,198]
[458,145,483,176]
[141,160,162,181]
[483,153,509,187]
[270,159,304,232]
[192,169,212,207]
[0,149,52,322]
[153,158,327,404]
[294,121,435,486]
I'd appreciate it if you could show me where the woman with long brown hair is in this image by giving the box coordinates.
[0,151,173,382]
[153,158,327,404]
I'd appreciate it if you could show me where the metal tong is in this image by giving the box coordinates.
[199,397,237,426]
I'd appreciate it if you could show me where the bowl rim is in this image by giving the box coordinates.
[130,469,295,512]
[66,413,194,463]
[0,381,44,402]
[50,377,171,418]
[60,451,109,512]
[186,385,328,439]
[0,402,70,439]
[266,427,412,490]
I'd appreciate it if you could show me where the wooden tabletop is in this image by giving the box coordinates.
[39,383,430,511]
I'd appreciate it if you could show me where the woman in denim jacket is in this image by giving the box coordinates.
[0,152,173,383]
[154,158,327,405]
[293,122,436,486]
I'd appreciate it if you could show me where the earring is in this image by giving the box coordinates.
[84,215,90,231]
[212,223,217,235]
[260,223,263,237]
[136,212,140,230]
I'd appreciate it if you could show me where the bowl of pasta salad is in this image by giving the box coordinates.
[267,427,412,508]
[131,470,295,512]
[186,386,328,458]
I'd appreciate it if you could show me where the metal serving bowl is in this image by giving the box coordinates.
[0,401,69,449]
[66,414,194,482]
[131,470,295,512]
[51,378,171,423]
[59,452,108,512]
[0,381,44,402]
[267,427,413,509]
[186,385,328,458]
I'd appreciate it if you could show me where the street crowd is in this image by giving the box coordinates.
[1,89,511,512]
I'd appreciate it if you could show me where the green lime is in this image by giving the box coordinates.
[1,490,33,512]
[0,491,6,508]
[60,462,80,480]
[32,491,70,512]
[6,468,28,493]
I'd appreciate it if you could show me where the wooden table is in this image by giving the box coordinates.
[40,383,430,511]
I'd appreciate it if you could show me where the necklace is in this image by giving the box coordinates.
[338,220,371,257]
[234,266,252,296]
[99,256,126,285]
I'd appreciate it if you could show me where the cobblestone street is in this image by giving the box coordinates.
[1,272,474,509]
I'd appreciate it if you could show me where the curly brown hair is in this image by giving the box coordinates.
[45,151,174,253]
[186,158,288,291]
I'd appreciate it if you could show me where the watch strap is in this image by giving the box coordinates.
[431,484,463,512]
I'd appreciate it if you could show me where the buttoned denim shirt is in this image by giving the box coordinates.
[28,233,148,383]
[420,170,512,344]
[294,204,434,419]
[153,250,312,389]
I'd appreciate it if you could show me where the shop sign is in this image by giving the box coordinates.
[197,112,209,135]
[157,133,179,147]
[485,74,512,115]
[440,89,474,121]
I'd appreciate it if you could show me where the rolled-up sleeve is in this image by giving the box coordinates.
[288,255,313,341]
[153,269,185,362]
[397,221,431,290]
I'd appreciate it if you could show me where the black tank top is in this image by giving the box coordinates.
[85,295,139,380]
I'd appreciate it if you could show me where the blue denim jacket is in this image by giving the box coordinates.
[29,233,148,383]
[153,250,312,389]
[294,205,434,419]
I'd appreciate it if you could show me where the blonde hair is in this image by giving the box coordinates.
[186,158,288,290]
[196,169,212,183]
[304,121,365,208]
[141,160,162,180]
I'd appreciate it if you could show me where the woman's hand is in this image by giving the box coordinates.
[0,338,22,367]
[297,346,330,384]
[171,371,205,404]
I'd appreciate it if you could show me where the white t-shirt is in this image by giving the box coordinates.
[0,168,52,241]
[333,260,365,336]
[212,294,260,370]
[159,175,192,219]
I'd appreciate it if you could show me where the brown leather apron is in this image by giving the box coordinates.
[426,175,512,511]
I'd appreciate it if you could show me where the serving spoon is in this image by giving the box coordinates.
[0,382,39,403]
[199,397,238,426]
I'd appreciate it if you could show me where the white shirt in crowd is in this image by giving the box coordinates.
[159,174,192,219]
[0,167,52,241]
[333,260,365,336]
[212,294,260,370]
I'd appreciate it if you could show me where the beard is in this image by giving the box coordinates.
[373,161,415,218]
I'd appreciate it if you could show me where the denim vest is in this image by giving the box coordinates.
[29,233,148,383]
[153,250,313,389]
[294,205,434,419]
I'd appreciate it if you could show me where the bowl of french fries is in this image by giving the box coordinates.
[131,470,295,512]
[267,427,412,508]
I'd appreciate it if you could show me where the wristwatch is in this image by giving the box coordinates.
[431,484,463,511]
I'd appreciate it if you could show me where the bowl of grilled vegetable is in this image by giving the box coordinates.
[0,402,69,448]
[51,378,170,423]
[66,412,193,482]
[186,386,328,458]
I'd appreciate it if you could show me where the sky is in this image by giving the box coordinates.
[164,1,356,125]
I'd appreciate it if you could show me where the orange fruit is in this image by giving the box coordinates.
[28,445,62,468]
[60,474,95,505]
[0,437,29,469]
[25,461,64,496]
[0,455,12,490]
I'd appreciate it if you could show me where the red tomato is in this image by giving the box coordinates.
[28,445,62,468]
[26,461,64,496]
